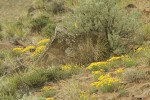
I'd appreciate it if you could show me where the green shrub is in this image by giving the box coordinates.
[3,22,26,39]
[99,82,120,93]
[46,65,82,81]
[42,22,56,37]
[0,94,15,100]
[30,15,49,34]
[123,58,138,67]
[108,60,122,68]
[0,65,81,99]
[89,86,98,94]
[65,0,141,55]
[23,68,48,87]
[46,66,72,81]
[0,74,22,96]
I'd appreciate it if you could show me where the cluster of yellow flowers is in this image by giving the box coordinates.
[41,86,52,91]
[121,56,134,64]
[87,55,128,71]
[92,69,105,75]
[37,39,50,46]
[12,38,50,58]
[32,46,46,57]
[90,74,120,88]
[86,61,108,70]
[134,47,142,52]
[114,68,124,74]
[13,46,35,54]
[61,65,72,71]
[13,47,23,53]
[79,91,88,100]
[22,46,35,53]
[136,47,142,52]
[45,98,54,100]
[74,21,78,28]
[107,56,124,62]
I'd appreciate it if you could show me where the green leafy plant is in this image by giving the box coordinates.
[65,0,141,56]
[23,68,48,87]
[30,15,49,34]
[46,65,81,81]
[0,94,15,100]
[3,22,26,39]
[123,58,138,67]
[42,22,56,37]
[0,74,23,97]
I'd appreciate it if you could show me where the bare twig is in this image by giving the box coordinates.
[34,26,58,65]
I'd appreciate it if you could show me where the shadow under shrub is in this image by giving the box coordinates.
[67,36,110,64]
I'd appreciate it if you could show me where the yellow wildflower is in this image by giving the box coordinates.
[107,56,123,62]
[32,46,46,56]
[22,46,35,53]
[92,69,104,75]
[114,68,124,74]
[46,98,54,100]
[41,86,51,91]
[79,91,88,99]
[13,48,23,53]
[62,65,72,71]
[121,55,129,61]
[90,74,120,88]
[37,39,50,46]
[86,61,108,70]
[136,47,142,52]
[74,21,78,28]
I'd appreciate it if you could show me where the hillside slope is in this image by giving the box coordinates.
[0,0,32,22]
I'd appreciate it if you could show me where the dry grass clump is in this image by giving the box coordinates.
[57,79,82,100]
[122,69,148,83]
[72,38,109,64]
